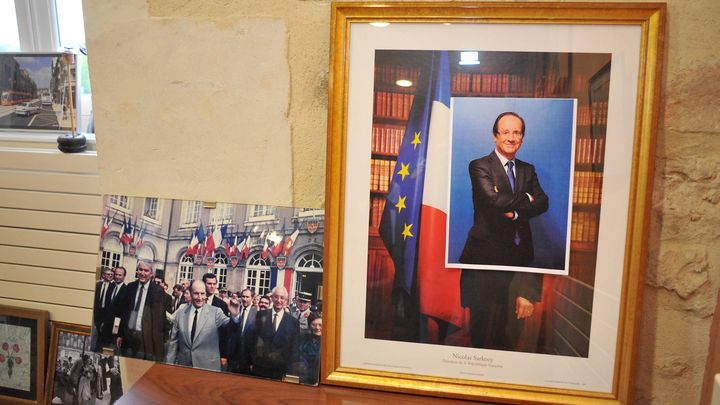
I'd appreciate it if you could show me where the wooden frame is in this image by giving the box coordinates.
[45,321,125,405]
[0,304,48,405]
[323,2,665,404]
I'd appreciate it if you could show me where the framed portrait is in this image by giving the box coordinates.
[0,53,78,132]
[45,322,124,405]
[93,195,324,386]
[0,304,48,405]
[323,2,665,404]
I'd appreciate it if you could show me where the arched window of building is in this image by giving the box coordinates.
[294,251,323,303]
[245,254,271,296]
[177,254,194,283]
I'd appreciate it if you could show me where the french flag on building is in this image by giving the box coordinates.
[120,217,134,245]
[239,234,251,260]
[379,51,463,333]
[187,224,205,256]
[227,234,238,257]
[283,227,300,257]
[204,226,223,257]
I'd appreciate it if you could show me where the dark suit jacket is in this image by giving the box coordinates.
[94,281,116,343]
[209,295,229,357]
[251,309,300,379]
[459,151,549,307]
[117,280,168,361]
[227,305,257,373]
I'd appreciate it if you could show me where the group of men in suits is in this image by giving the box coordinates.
[94,261,311,380]
[164,281,302,380]
[93,266,127,352]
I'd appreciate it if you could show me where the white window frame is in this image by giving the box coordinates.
[245,254,271,296]
[100,250,121,271]
[214,253,228,289]
[180,200,202,228]
[108,194,131,213]
[142,197,162,223]
[297,208,324,218]
[210,202,233,225]
[178,254,193,282]
[246,205,276,222]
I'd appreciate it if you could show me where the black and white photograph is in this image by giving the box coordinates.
[46,322,123,405]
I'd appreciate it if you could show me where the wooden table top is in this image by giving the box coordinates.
[116,363,488,404]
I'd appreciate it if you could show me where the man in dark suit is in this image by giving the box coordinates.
[227,288,258,374]
[203,272,229,316]
[459,111,549,351]
[115,260,168,361]
[251,286,300,380]
[93,268,116,350]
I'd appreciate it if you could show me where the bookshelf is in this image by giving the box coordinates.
[365,51,611,357]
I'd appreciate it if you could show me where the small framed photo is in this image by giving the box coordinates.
[0,53,78,132]
[45,322,124,405]
[0,304,48,405]
[324,2,665,404]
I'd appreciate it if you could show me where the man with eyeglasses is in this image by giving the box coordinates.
[459,111,549,351]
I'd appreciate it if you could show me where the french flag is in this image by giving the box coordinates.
[204,226,223,257]
[187,224,205,256]
[283,228,300,257]
[227,234,238,257]
[260,229,269,259]
[100,214,111,240]
[271,226,285,257]
[135,225,145,250]
[239,234,251,260]
[120,217,134,245]
[379,51,462,335]
[415,52,463,330]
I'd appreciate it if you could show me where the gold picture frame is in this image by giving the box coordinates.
[323,2,665,404]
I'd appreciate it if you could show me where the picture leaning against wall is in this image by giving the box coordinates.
[91,195,325,386]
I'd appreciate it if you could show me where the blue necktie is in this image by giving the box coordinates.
[506,161,521,245]
[506,161,515,192]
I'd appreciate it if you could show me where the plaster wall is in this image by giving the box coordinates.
[82,0,720,403]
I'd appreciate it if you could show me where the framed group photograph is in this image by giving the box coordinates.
[45,322,124,405]
[92,195,325,386]
[0,305,48,405]
[324,2,665,404]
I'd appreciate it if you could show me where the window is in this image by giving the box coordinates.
[214,253,228,289]
[108,194,130,212]
[177,254,193,282]
[247,205,276,221]
[180,200,202,227]
[100,250,121,271]
[0,2,20,52]
[298,207,324,218]
[294,252,323,300]
[297,252,323,269]
[210,202,233,225]
[143,197,161,222]
[245,254,271,296]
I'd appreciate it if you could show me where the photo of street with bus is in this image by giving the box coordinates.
[0,53,77,131]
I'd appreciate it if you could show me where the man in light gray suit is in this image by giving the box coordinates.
[165,280,240,371]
